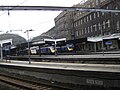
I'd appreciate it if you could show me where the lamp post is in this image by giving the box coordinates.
[24,29,33,64]
[100,25,104,56]
[0,44,3,62]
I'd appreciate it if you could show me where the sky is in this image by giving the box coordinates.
[0,0,83,39]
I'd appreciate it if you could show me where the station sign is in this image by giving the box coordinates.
[105,41,112,45]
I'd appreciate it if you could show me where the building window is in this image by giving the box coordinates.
[88,27,90,33]
[106,19,110,28]
[114,6,118,15]
[98,23,101,30]
[90,14,92,20]
[93,24,97,31]
[103,21,106,29]
[76,30,79,36]
[85,28,87,34]
[79,12,81,15]
[79,30,81,35]
[106,6,109,9]
[77,13,79,17]
[94,13,96,19]
[84,18,86,23]
[81,29,83,35]
[87,16,89,22]
[101,0,105,3]
[78,20,80,25]
[77,21,78,26]
[97,12,100,17]
[92,2,95,7]
[81,19,83,24]
[88,5,91,8]
[102,12,105,16]
[74,23,76,27]
[91,26,93,32]
[75,22,78,27]
[117,21,120,30]
[96,0,99,5]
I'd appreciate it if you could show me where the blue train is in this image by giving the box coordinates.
[10,44,74,56]
[56,44,74,52]
[30,44,74,55]
[40,46,56,54]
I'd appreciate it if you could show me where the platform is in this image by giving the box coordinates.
[0,60,120,89]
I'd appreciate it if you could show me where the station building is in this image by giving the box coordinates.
[42,0,120,52]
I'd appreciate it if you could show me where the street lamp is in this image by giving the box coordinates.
[100,24,104,56]
[24,29,33,64]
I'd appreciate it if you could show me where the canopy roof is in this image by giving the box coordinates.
[88,33,120,42]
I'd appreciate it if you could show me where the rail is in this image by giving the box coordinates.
[0,73,63,90]
[9,55,120,64]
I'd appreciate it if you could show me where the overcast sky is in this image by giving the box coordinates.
[0,0,83,39]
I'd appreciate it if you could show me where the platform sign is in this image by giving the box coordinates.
[105,41,112,45]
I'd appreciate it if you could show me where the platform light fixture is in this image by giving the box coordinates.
[24,29,34,64]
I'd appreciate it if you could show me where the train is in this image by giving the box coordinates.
[30,46,56,55]
[30,44,74,55]
[56,44,74,53]
[6,43,74,56]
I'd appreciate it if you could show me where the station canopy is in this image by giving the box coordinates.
[31,34,66,46]
[87,37,102,42]
[88,33,120,42]
[31,34,53,42]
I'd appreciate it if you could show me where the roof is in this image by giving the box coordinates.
[0,33,27,45]
[87,33,120,42]
[87,37,102,42]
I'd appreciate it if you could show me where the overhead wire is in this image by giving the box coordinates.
[8,0,29,32]
[19,19,54,30]
[0,0,56,32]
[18,0,29,5]
[0,0,61,33]
[0,12,6,17]
[0,0,29,33]
[0,0,29,16]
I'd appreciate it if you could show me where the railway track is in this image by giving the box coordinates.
[0,74,62,90]
[10,55,120,64]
